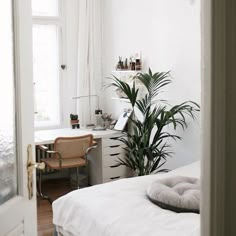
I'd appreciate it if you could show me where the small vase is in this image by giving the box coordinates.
[104,120,111,128]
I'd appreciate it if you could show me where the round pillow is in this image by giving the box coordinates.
[147,176,200,214]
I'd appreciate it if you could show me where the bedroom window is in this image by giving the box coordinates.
[32,0,65,128]
[32,0,59,17]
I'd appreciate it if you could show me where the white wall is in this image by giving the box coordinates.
[101,0,201,170]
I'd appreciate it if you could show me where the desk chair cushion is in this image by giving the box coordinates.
[54,135,93,159]
[41,135,94,169]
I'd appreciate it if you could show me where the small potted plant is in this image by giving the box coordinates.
[101,113,112,128]
[70,114,80,129]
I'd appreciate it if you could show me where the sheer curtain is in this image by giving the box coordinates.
[76,0,102,127]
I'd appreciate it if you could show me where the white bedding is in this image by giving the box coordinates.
[53,162,200,236]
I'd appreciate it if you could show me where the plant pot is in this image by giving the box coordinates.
[104,120,111,128]
[127,169,139,177]
[70,119,79,124]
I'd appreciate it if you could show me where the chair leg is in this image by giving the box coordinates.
[38,170,52,204]
[76,167,80,189]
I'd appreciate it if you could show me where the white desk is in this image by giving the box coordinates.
[35,128,122,145]
[35,128,128,185]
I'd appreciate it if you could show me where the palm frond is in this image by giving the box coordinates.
[108,75,139,107]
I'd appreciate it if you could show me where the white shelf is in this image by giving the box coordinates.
[111,70,141,74]
[111,97,130,102]
[111,71,142,84]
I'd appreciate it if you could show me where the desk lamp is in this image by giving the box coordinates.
[72,95,106,130]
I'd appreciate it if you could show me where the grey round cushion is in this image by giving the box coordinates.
[147,176,200,214]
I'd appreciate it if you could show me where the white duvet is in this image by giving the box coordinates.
[53,162,200,236]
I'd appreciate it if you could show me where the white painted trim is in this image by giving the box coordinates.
[32,18,63,26]
[59,0,67,127]
[200,0,212,234]
[14,0,36,199]
[13,0,24,196]
[3,0,37,235]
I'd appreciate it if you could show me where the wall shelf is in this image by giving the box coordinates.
[112,70,141,73]
[111,97,130,102]
[111,70,142,77]
[111,70,142,84]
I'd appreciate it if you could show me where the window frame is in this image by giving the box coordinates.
[32,0,66,130]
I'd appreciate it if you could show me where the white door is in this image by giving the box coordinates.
[0,0,39,235]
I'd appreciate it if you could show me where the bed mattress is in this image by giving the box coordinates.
[53,162,200,236]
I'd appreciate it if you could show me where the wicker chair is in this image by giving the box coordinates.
[38,134,97,203]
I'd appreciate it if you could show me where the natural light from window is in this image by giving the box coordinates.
[32,0,59,17]
[32,0,61,128]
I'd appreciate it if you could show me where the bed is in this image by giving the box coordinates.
[53,161,200,236]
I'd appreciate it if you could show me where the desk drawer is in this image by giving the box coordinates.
[103,153,125,167]
[103,165,128,179]
[102,137,122,147]
[103,146,125,155]
[103,176,125,183]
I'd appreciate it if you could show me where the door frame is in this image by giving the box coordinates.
[201,0,226,235]
[0,0,36,235]
[201,0,236,235]
[14,0,35,200]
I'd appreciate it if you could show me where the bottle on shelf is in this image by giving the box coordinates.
[135,52,142,71]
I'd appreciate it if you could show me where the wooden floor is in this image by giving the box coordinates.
[37,179,72,236]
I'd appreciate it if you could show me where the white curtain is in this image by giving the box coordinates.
[76,0,102,127]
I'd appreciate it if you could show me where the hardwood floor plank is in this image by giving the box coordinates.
[37,179,72,236]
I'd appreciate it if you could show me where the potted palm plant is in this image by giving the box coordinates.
[108,69,200,176]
